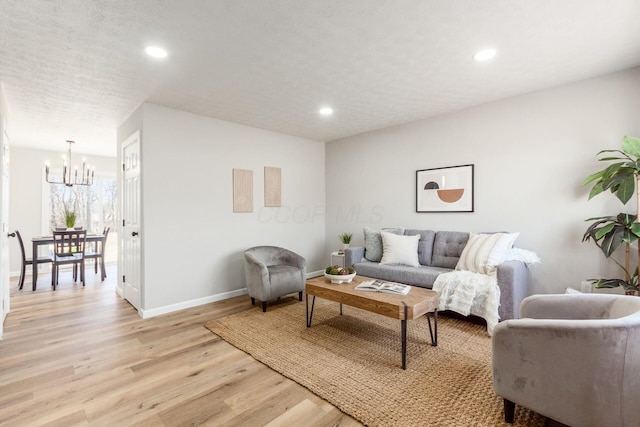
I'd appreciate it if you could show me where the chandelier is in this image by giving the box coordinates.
[45,140,95,186]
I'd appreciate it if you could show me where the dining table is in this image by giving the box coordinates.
[31,233,106,291]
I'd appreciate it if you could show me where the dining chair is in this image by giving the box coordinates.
[51,229,87,290]
[10,230,52,291]
[85,227,110,281]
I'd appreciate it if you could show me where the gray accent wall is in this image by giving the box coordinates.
[325,67,640,295]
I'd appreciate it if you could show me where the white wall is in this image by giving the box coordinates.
[122,104,325,312]
[0,83,10,335]
[326,67,640,295]
[8,146,117,273]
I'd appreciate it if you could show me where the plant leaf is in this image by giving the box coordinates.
[622,228,639,244]
[584,216,615,221]
[622,136,640,158]
[592,278,630,289]
[594,223,616,240]
[587,182,604,199]
[600,230,624,257]
[615,175,635,204]
[583,169,605,186]
[598,156,629,161]
[596,149,627,156]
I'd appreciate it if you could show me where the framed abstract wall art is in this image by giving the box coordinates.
[416,164,474,212]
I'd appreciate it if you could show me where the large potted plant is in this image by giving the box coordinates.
[583,136,640,294]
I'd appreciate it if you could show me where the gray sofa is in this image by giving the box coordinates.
[344,229,529,320]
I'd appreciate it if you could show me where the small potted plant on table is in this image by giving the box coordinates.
[64,206,77,230]
[338,232,353,253]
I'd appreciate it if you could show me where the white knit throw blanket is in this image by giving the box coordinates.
[432,270,500,336]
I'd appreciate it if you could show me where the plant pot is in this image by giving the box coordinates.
[342,243,350,250]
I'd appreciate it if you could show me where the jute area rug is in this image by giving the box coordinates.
[205,298,545,427]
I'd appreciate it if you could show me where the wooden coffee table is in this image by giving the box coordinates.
[305,275,439,369]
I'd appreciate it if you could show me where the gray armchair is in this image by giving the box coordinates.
[244,246,307,312]
[492,293,640,426]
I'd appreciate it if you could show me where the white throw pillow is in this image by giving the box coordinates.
[455,232,519,274]
[380,231,421,267]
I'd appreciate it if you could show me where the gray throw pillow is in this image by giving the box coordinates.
[363,227,405,262]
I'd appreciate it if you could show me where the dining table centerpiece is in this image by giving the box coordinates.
[64,206,77,229]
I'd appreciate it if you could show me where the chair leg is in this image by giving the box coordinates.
[19,263,26,290]
[251,297,255,305]
[100,257,106,281]
[504,399,515,424]
[51,265,56,290]
[81,261,85,287]
[262,301,267,312]
[94,259,98,274]
[298,291,303,301]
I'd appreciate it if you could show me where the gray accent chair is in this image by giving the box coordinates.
[492,293,640,426]
[244,246,307,312]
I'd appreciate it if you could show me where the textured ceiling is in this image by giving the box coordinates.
[1,0,640,157]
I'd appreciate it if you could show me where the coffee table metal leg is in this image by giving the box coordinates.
[306,295,316,328]
[340,303,343,315]
[401,302,408,370]
[426,309,438,346]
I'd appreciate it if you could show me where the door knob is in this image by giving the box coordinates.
[7,232,15,238]
[131,231,139,237]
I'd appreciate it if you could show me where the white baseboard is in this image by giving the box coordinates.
[139,288,248,319]
[138,272,322,319]
[307,270,323,278]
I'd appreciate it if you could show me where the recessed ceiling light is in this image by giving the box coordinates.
[145,46,168,59]
[319,107,333,116]
[473,49,496,62]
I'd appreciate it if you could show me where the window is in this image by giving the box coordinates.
[44,172,118,264]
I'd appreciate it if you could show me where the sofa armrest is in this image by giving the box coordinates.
[344,247,365,267]
[496,260,529,321]
[492,315,636,426]
[283,248,307,272]
[244,252,270,300]
[519,293,621,320]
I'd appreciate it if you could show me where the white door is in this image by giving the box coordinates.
[121,131,142,311]
[0,129,9,338]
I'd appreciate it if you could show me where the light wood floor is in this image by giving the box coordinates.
[0,268,362,426]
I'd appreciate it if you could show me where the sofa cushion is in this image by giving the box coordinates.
[354,260,451,288]
[404,229,436,266]
[432,231,469,268]
[363,227,404,262]
[456,232,519,274]
[380,231,420,267]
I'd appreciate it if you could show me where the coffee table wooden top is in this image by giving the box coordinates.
[306,275,438,320]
